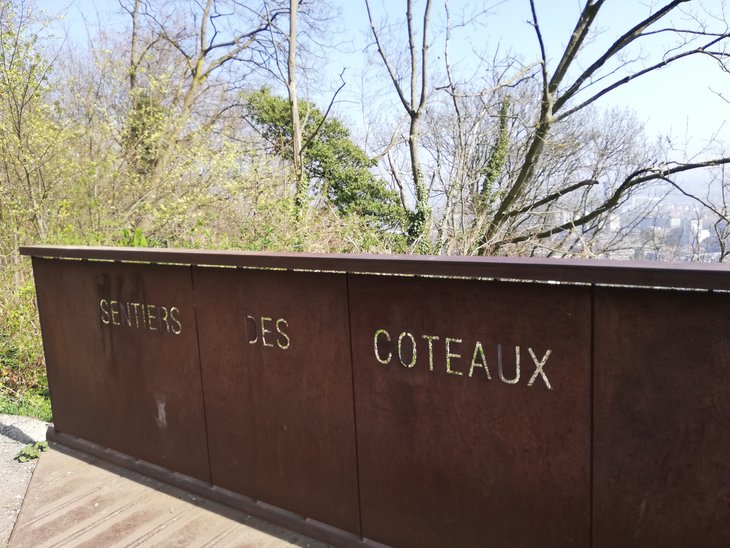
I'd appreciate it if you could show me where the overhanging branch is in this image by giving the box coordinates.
[495,158,730,246]
[505,178,599,218]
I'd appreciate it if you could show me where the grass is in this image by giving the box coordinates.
[0,386,52,422]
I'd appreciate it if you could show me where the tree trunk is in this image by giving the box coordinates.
[288,0,306,216]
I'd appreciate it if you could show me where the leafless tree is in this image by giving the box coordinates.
[365,0,433,248]
[365,0,730,256]
[118,0,289,192]
[480,0,730,254]
[286,0,305,212]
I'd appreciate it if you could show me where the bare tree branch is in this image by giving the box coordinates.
[660,175,730,224]
[528,0,548,101]
[548,0,606,96]
[497,158,730,246]
[300,70,347,153]
[554,0,689,111]
[364,0,413,115]
[555,34,729,120]
[505,178,599,218]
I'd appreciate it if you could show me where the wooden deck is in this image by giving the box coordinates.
[9,443,329,547]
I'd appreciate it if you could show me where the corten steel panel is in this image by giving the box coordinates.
[192,267,360,535]
[20,244,730,290]
[593,287,730,548]
[348,275,591,548]
[31,257,210,481]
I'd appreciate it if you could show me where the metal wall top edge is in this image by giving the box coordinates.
[18,244,730,290]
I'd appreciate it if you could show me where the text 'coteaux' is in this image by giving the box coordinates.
[373,328,553,389]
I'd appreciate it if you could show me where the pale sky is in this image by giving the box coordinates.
[35,0,729,152]
[343,0,728,151]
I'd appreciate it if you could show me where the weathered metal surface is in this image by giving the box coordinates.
[348,275,591,548]
[23,247,730,547]
[31,257,210,481]
[593,287,730,548]
[19,244,730,290]
[192,267,361,535]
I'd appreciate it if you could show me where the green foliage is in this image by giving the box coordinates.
[0,3,61,244]
[1,388,52,422]
[481,95,511,200]
[244,88,408,234]
[0,3,413,411]
[407,205,433,254]
[0,269,49,422]
[15,441,49,462]
[123,93,168,175]
[0,271,46,397]
[0,273,50,423]
[120,227,149,247]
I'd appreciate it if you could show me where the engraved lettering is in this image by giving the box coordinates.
[374,329,392,365]
[260,317,274,347]
[397,332,417,368]
[421,335,439,372]
[159,306,170,333]
[100,299,110,324]
[527,348,552,389]
[99,297,181,335]
[276,318,290,350]
[369,327,553,389]
[445,337,463,376]
[110,300,120,325]
[119,302,133,327]
[131,302,142,328]
[245,314,289,349]
[246,315,258,344]
[147,304,158,330]
[469,341,491,379]
[498,344,520,384]
[169,307,182,335]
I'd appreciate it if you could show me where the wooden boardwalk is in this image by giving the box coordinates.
[9,443,329,547]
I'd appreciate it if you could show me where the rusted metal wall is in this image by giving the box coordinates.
[192,267,360,534]
[593,287,730,548]
[348,275,591,548]
[22,246,730,548]
[31,257,210,481]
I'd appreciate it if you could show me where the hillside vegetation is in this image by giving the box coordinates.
[2,0,729,416]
